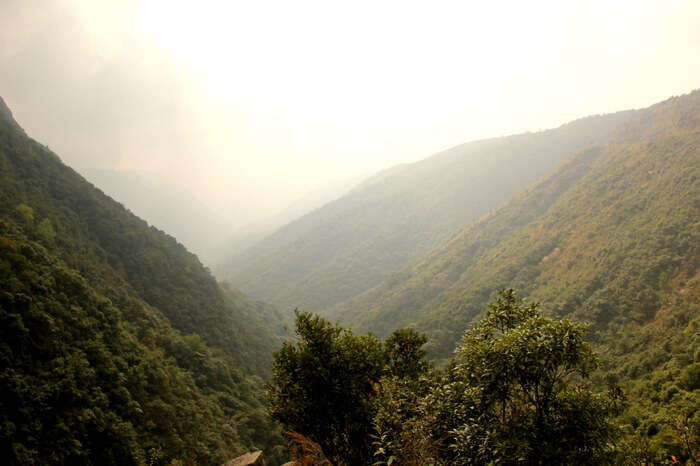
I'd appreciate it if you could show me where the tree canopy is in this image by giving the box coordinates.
[422,290,621,464]
[268,311,429,464]
[270,291,624,465]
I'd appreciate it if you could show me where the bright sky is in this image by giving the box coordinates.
[1,0,699,224]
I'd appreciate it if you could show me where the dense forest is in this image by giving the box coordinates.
[217,110,633,313]
[0,97,287,464]
[1,87,698,465]
[76,168,235,264]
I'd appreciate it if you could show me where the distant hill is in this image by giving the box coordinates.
[217,111,634,313]
[81,168,366,266]
[326,90,700,454]
[211,173,368,260]
[328,89,699,369]
[0,97,286,464]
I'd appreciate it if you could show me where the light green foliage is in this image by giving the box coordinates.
[603,284,700,464]
[36,218,55,244]
[372,374,437,465]
[444,290,619,464]
[13,203,33,223]
[373,290,622,465]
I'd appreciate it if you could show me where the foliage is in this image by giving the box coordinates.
[268,311,429,465]
[445,290,620,464]
[334,91,699,349]
[373,290,623,465]
[0,97,287,465]
[602,285,700,464]
[383,327,429,380]
[272,294,625,465]
[371,375,437,465]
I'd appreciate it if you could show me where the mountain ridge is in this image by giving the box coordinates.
[329,90,699,357]
[218,109,635,314]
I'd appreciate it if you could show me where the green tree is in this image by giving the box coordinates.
[268,312,430,465]
[383,327,429,380]
[423,289,623,464]
[371,290,625,465]
[36,217,56,244]
[372,329,433,465]
[268,311,385,464]
[13,203,34,223]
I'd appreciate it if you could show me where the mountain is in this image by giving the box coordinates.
[211,173,368,260]
[327,90,700,455]
[80,168,366,266]
[330,90,699,357]
[77,168,235,265]
[217,111,634,313]
[0,97,286,464]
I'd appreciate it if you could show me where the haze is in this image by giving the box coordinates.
[1,0,699,236]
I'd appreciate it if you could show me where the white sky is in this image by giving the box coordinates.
[1,0,699,225]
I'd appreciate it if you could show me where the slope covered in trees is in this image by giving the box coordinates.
[327,90,700,458]
[217,110,633,313]
[331,90,699,354]
[77,168,235,264]
[0,97,286,464]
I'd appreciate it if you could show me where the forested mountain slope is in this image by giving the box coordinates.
[77,168,235,264]
[0,97,285,465]
[328,91,700,455]
[218,110,633,313]
[331,90,699,360]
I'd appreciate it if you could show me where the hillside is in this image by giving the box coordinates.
[217,110,634,313]
[0,97,286,464]
[331,90,699,356]
[80,168,365,266]
[326,90,700,456]
[77,168,236,264]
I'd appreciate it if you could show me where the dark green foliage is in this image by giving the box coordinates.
[383,328,429,380]
[219,111,633,313]
[268,312,429,465]
[0,97,286,465]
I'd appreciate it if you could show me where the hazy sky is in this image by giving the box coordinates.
[1,0,699,225]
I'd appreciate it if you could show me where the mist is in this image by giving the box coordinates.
[1,0,699,261]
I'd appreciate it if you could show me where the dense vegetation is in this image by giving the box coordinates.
[271,291,624,465]
[329,90,700,461]
[218,110,633,313]
[268,312,419,464]
[78,168,235,264]
[2,84,698,464]
[0,97,286,464]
